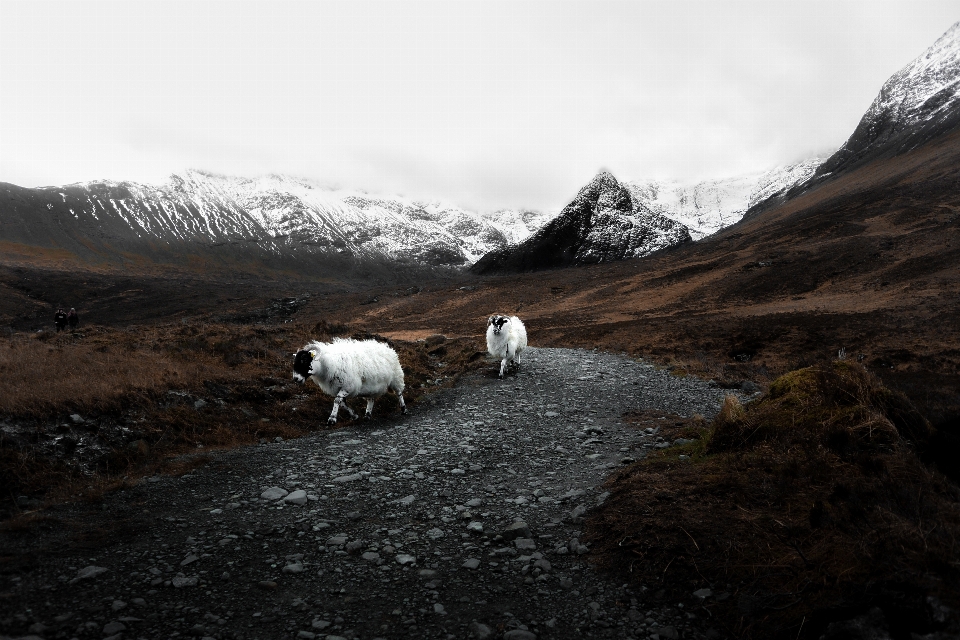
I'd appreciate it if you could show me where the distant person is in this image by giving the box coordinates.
[67,307,79,330]
[54,307,67,332]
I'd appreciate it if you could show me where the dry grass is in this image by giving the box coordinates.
[0,328,240,418]
[587,361,960,639]
[0,320,486,517]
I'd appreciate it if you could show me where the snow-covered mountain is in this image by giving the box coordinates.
[625,158,823,240]
[812,21,960,180]
[471,171,691,274]
[0,171,551,271]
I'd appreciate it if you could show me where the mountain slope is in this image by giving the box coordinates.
[626,158,823,240]
[470,171,691,274]
[0,171,550,277]
[791,21,960,196]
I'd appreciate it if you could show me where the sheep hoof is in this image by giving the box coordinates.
[327,417,337,425]
[363,413,372,420]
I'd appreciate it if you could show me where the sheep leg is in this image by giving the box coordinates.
[328,390,356,425]
[364,398,375,419]
[499,356,508,379]
[396,390,407,414]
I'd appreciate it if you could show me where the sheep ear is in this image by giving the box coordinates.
[487,317,493,325]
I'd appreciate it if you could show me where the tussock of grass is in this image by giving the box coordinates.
[588,361,960,639]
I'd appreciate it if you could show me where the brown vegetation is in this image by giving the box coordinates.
[0,319,486,517]
[586,362,960,639]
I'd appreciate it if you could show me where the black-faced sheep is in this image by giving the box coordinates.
[293,338,407,425]
[486,315,528,378]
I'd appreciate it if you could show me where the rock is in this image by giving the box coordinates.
[258,580,278,589]
[361,552,381,563]
[345,539,364,553]
[560,489,585,501]
[103,621,127,635]
[111,600,127,611]
[514,538,536,550]
[741,380,759,393]
[282,562,304,574]
[693,588,713,600]
[70,565,108,583]
[332,473,363,483]
[466,521,484,534]
[260,487,289,501]
[69,413,85,424]
[396,554,416,565]
[180,554,199,566]
[396,495,415,505]
[470,621,494,639]
[171,575,198,588]
[465,498,483,507]
[462,558,481,569]
[283,490,308,505]
[326,536,348,546]
[426,528,445,540]
[311,619,331,629]
[501,521,531,541]
[433,603,446,615]
[570,538,590,555]
[503,630,537,640]
[297,632,316,639]
[657,626,680,640]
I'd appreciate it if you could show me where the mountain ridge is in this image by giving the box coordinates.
[0,171,552,278]
[470,170,692,274]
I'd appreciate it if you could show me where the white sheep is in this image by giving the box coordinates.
[293,338,407,425]
[486,315,528,379]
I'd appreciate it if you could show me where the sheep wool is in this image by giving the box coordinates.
[486,315,528,379]
[293,338,406,425]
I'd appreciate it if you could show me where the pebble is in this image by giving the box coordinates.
[69,565,107,583]
[283,489,308,505]
[462,558,481,569]
[102,621,126,635]
[395,554,416,565]
[260,486,288,500]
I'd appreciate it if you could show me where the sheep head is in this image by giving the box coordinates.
[292,348,317,383]
[488,315,509,336]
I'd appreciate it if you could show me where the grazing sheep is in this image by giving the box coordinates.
[486,315,528,378]
[292,338,407,425]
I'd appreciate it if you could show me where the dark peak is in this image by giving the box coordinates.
[588,170,620,190]
[568,169,631,217]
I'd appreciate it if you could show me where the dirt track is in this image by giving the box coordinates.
[0,347,740,640]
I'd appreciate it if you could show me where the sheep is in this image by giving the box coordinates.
[292,337,407,425]
[486,314,528,378]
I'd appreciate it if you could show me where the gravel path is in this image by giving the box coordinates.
[1,347,738,640]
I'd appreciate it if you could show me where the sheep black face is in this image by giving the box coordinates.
[292,349,315,383]
[488,315,509,336]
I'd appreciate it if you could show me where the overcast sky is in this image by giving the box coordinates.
[0,1,957,212]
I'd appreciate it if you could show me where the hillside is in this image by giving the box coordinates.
[0,172,550,278]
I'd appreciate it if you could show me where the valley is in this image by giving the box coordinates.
[3,17,960,640]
